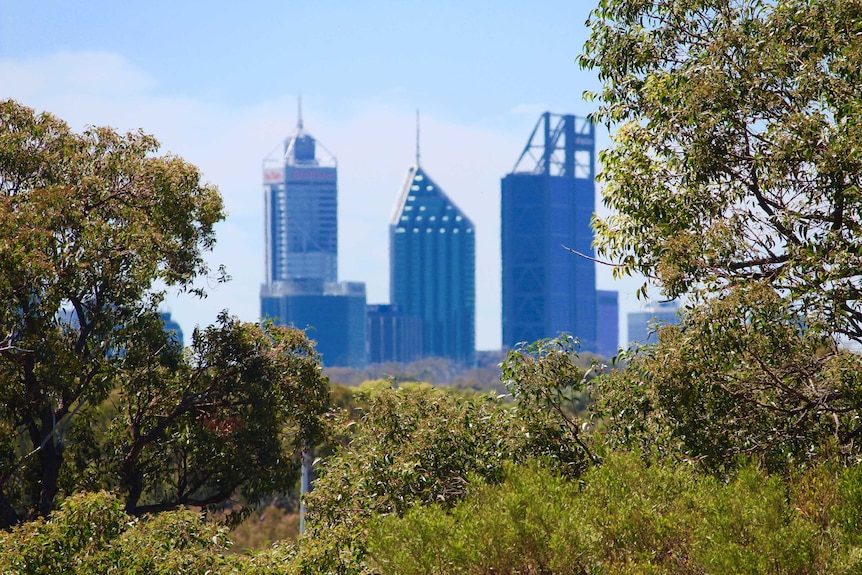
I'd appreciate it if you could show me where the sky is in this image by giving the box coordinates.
[0,1,653,352]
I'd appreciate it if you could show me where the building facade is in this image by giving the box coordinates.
[260,108,367,367]
[501,112,598,351]
[389,165,476,365]
[366,304,423,364]
[261,280,367,368]
[596,289,619,359]
[160,312,184,347]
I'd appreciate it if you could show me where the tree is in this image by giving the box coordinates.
[96,313,329,518]
[298,341,600,574]
[581,0,862,343]
[595,285,862,470]
[299,383,514,573]
[578,0,862,469]
[500,336,600,474]
[0,100,330,526]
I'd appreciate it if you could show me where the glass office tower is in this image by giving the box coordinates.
[263,116,337,284]
[501,112,597,351]
[261,279,367,367]
[366,304,423,364]
[260,107,366,367]
[389,165,476,365]
[596,289,619,359]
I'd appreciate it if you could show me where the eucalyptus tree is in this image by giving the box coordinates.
[0,100,329,526]
[582,0,862,339]
[581,0,862,467]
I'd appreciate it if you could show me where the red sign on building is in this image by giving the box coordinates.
[263,169,284,184]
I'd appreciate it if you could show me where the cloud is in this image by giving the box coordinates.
[0,52,156,102]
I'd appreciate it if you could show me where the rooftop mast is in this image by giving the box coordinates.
[415,109,420,167]
[297,94,304,132]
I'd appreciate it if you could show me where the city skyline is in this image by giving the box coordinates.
[0,1,658,351]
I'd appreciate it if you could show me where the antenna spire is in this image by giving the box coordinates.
[415,109,420,166]
[297,94,304,132]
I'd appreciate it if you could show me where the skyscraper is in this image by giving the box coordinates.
[263,107,337,284]
[160,311,184,347]
[389,148,476,365]
[260,103,366,367]
[501,112,597,351]
[366,304,423,364]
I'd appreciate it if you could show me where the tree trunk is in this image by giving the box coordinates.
[37,408,63,518]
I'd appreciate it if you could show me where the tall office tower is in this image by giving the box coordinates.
[262,280,367,367]
[389,157,476,365]
[263,108,337,284]
[501,112,597,351]
[260,104,367,367]
[596,290,619,359]
[627,301,682,347]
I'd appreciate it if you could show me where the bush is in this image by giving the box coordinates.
[298,383,515,574]
[368,463,586,575]
[0,490,235,574]
[365,452,862,575]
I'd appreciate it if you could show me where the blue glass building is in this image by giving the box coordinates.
[389,165,476,365]
[261,280,367,367]
[160,311,184,347]
[596,290,619,359]
[260,106,367,367]
[263,112,337,284]
[366,304,423,364]
[501,112,597,351]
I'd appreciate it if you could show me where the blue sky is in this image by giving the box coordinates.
[0,1,651,351]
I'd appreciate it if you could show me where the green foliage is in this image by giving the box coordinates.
[8,460,862,574]
[595,285,862,471]
[0,489,308,574]
[581,0,862,344]
[0,491,125,574]
[501,335,599,475]
[692,467,820,573]
[0,99,224,525]
[298,334,608,575]
[367,463,584,575]
[298,384,514,574]
[0,490,231,574]
[108,313,330,516]
[366,452,862,575]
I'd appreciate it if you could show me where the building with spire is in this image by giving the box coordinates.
[260,100,367,367]
[501,112,606,352]
[263,99,337,284]
[387,114,476,364]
